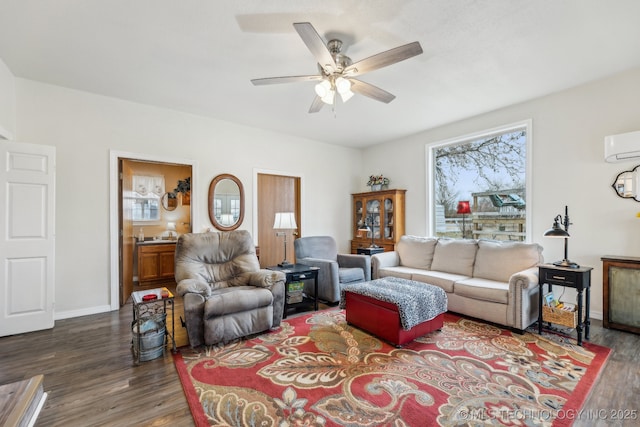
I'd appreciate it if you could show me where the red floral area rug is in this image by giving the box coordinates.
[173,310,610,426]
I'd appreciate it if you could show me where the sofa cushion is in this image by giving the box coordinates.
[430,238,478,276]
[339,267,365,284]
[473,240,543,282]
[377,266,414,280]
[410,270,469,293]
[205,286,274,317]
[455,277,509,304]
[397,235,438,269]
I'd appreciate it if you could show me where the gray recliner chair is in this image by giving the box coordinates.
[175,230,286,347]
[294,236,370,304]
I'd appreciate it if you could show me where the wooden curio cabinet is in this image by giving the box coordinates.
[351,189,406,253]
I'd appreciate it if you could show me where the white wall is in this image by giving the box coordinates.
[15,78,363,317]
[363,67,640,319]
[0,57,15,139]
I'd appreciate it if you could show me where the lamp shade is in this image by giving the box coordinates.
[456,201,471,215]
[167,222,176,231]
[543,215,570,238]
[273,212,297,230]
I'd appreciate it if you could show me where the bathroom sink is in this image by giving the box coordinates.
[138,239,177,244]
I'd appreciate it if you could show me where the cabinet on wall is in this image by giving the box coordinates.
[602,255,640,334]
[137,242,177,285]
[351,189,406,253]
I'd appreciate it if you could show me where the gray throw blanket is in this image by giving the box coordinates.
[340,277,447,330]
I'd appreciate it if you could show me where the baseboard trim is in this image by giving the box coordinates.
[54,304,113,320]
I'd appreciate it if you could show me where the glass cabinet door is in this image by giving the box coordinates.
[384,197,394,240]
[355,200,363,232]
[366,199,381,239]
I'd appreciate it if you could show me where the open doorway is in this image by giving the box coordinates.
[120,159,192,305]
[109,151,198,310]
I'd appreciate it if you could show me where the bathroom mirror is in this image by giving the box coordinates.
[612,165,640,202]
[161,192,178,211]
[208,173,244,231]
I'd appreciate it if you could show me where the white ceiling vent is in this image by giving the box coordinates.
[605,131,640,163]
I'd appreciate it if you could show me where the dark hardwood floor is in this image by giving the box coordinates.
[1,287,639,426]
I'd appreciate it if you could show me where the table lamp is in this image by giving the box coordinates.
[543,205,579,268]
[273,212,297,268]
[358,213,378,248]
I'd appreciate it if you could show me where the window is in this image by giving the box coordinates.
[130,175,164,222]
[426,120,531,241]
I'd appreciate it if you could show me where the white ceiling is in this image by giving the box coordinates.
[1,1,640,148]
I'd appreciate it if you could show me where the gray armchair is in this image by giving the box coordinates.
[294,236,370,304]
[175,230,286,347]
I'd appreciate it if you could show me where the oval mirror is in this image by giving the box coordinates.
[161,192,178,211]
[208,173,245,231]
[612,165,640,202]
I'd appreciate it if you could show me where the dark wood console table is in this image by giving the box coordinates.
[602,255,640,334]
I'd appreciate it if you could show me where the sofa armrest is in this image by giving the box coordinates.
[297,257,341,302]
[176,278,211,297]
[508,266,540,330]
[337,253,371,281]
[508,266,539,290]
[297,258,339,283]
[371,251,400,279]
[248,269,286,289]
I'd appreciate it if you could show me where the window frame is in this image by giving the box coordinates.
[425,119,533,241]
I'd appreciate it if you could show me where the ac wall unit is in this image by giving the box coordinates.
[604,130,640,162]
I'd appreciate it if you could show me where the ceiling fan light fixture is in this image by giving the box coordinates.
[335,76,351,94]
[314,79,332,98]
[321,90,335,105]
[340,89,354,103]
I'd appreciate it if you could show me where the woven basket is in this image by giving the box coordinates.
[542,305,578,328]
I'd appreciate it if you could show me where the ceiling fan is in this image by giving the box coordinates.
[251,22,423,113]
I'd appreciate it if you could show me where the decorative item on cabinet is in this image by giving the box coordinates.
[366,174,390,192]
[351,189,405,254]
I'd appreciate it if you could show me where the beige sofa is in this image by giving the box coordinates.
[372,236,543,331]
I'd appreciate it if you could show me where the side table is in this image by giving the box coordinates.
[538,264,592,346]
[356,247,384,256]
[131,287,177,364]
[267,264,319,318]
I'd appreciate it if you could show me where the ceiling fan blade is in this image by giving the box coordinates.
[293,22,337,74]
[344,41,423,77]
[308,95,325,113]
[350,79,396,103]
[251,75,323,85]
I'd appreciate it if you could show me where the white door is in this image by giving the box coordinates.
[0,141,56,336]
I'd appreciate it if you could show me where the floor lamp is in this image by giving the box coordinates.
[273,212,297,268]
[457,201,471,239]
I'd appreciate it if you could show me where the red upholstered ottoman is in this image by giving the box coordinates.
[343,277,447,346]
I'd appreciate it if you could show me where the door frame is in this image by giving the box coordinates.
[108,150,199,310]
[252,167,304,247]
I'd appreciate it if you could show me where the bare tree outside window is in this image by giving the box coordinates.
[428,122,530,240]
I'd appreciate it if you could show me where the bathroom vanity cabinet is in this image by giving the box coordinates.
[137,241,177,286]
